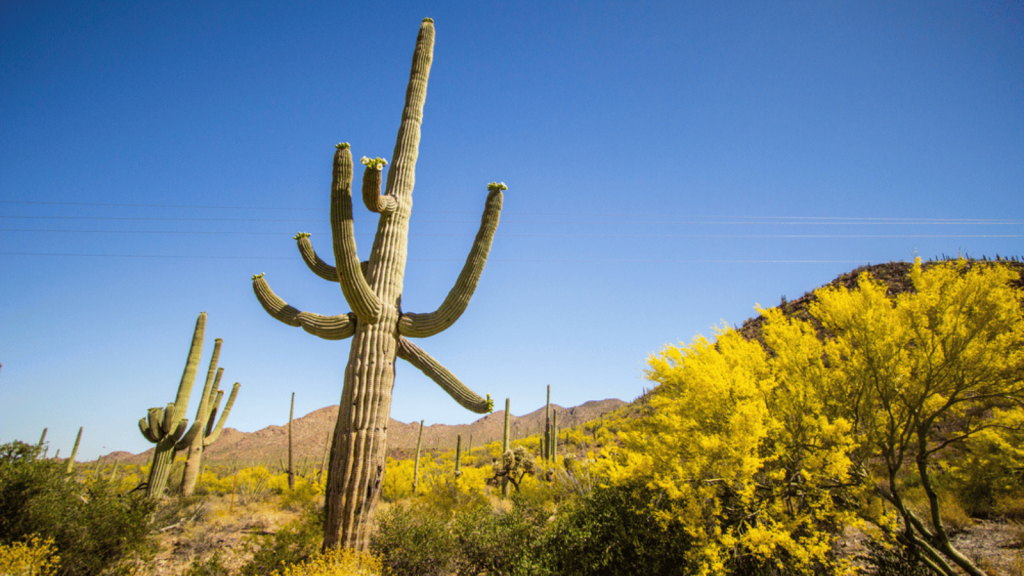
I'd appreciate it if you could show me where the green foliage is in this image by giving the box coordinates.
[542,481,695,576]
[0,441,157,576]
[371,495,549,576]
[948,408,1024,517]
[239,506,323,576]
[371,501,458,576]
[450,495,548,576]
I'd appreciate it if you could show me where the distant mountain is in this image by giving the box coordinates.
[111,398,626,470]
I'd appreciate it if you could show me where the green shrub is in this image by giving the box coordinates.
[541,481,695,576]
[239,505,323,576]
[450,494,549,576]
[371,501,458,576]
[0,440,157,576]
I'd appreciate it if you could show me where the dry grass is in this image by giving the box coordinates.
[146,493,302,575]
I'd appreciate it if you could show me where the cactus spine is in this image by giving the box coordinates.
[288,392,296,490]
[413,419,424,495]
[252,19,504,550]
[176,334,241,497]
[66,427,82,473]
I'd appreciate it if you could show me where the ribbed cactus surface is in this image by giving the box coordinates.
[176,335,241,497]
[252,19,505,550]
[138,313,206,497]
[137,313,240,498]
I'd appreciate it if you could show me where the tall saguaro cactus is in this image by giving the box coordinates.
[177,337,241,497]
[252,19,505,550]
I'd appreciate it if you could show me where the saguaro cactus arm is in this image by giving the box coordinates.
[295,233,339,282]
[252,274,357,340]
[360,158,396,215]
[205,382,240,446]
[396,336,493,413]
[399,184,505,337]
[295,233,370,283]
[330,144,383,323]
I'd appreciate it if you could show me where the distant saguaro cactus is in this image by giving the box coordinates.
[413,420,424,495]
[138,313,206,498]
[66,427,82,473]
[176,336,240,497]
[252,19,505,550]
[502,398,511,497]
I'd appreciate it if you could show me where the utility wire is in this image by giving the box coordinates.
[2,200,1021,224]
[0,252,873,264]
[2,215,1021,226]
[1,228,1021,239]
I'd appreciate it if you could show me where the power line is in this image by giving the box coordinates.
[1,228,1021,239]
[2,200,1021,224]
[2,214,1022,226]
[0,252,873,264]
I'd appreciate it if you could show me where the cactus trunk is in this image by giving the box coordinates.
[146,437,176,497]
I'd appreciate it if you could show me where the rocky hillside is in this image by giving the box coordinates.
[113,398,626,469]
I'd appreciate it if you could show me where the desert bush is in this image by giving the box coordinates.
[949,407,1024,517]
[541,481,694,576]
[239,505,323,576]
[235,466,274,505]
[0,535,60,576]
[371,501,458,576]
[270,547,387,576]
[279,476,324,511]
[450,493,549,576]
[0,440,156,576]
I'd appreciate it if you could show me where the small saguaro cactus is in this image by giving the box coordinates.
[413,420,424,495]
[502,398,511,496]
[139,312,230,498]
[66,427,82,473]
[176,335,241,497]
[251,19,505,550]
[454,434,463,478]
[288,392,296,490]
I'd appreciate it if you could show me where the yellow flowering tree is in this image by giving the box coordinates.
[801,260,1024,576]
[601,325,860,575]
[603,259,1023,576]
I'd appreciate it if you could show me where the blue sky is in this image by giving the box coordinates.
[2,1,1022,461]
